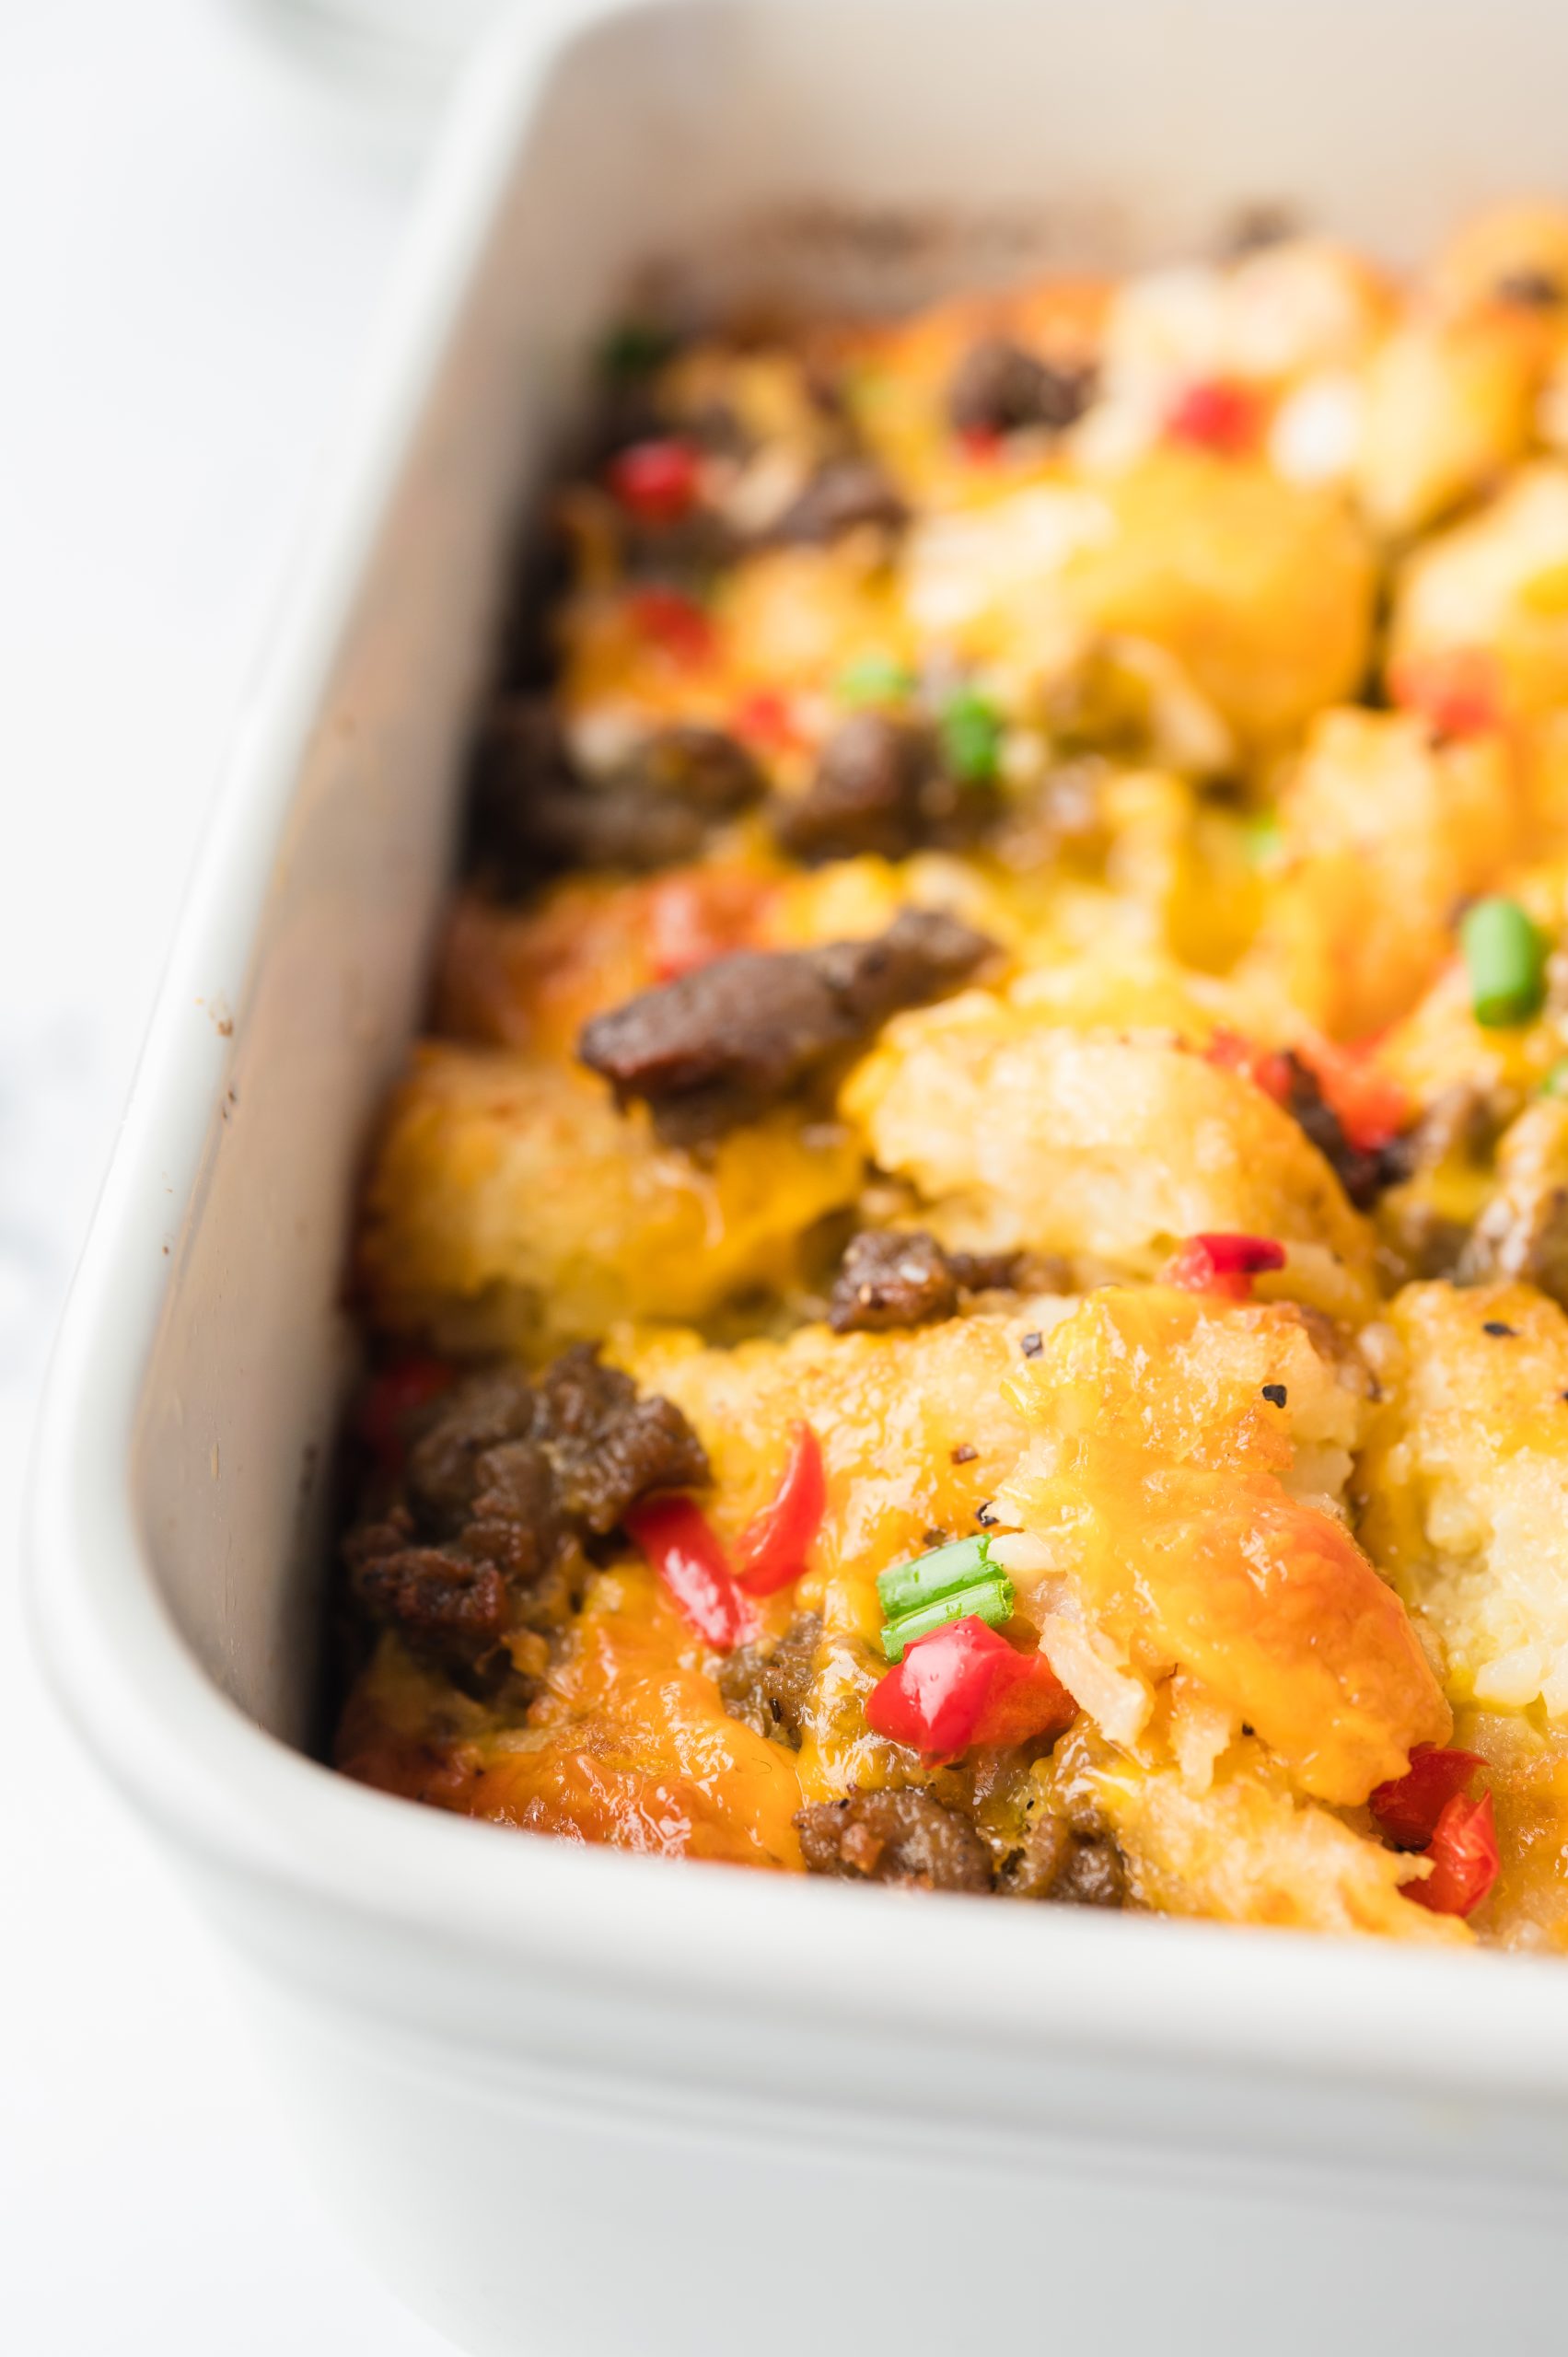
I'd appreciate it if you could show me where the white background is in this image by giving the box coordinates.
[0,3,505,2346]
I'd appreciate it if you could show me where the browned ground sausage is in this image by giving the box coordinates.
[469,703,765,888]
[344,1350,708,1692]
[947,336,1097,436]
[716,1615,824,1747]
[795,1789,994,1892]
[578,905,995,1144]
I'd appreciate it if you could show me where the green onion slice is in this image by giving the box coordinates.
[939,686,1004,784]
[836,652,915,706]
[881,1574,1016,1662]
[1460,897,1548,1029]
[877,1532,996,1618]
[1540,1057,1568,1098]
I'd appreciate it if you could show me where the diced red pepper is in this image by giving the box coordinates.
[735,1422,826,1596]
[1388,645,1501,741]
[1205,1027,1295,1108]
[606,437,703,526]
[627,586,715,668]
[357,1353,456,1470]
[1166,378,1263,456]
[1293,1035,1411,1154]
[1163,1232,1287,1303]
[731,687,805,754]
[1403,1789,1500,1918]
[624,1495,758,1652]
[864,1615,1076,1759]
[645,870,768,981]
[1370,1743,1485,1848]
[957,424,1005,464]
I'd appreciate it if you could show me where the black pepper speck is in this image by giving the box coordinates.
[1482,1320,1517,1338]
[1261,1383,1288,1408]
[1019,1330,1043,1358]
[975,1501,998,1527]
[951,1443,978,1464]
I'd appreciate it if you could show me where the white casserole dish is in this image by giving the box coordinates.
[28,3,1568,2349]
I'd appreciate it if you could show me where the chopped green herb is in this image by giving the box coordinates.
[1460,897,1548,1028]
[881,1575,1016,1662]
[877,1532,996,1619]
[1540,1057,1568,1097]
[598,319,677,381]
[939,685,1005,784]
[836,652,915,707]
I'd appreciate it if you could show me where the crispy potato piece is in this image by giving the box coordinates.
[1388,461,1568,719]
[1058,450,1376,749]
[1431,203,1568,314]
[1454,1703,1568,1951]
[842,993,1377,1318]
[358,1043,862,1353]
[1360,1280,1568,1718]
[337,1576,807,1870]
[1250,707,1520,1039]
[1000,1288,1448,1805]
[1040,1722,1465,1943]
[1355,312,1544,537]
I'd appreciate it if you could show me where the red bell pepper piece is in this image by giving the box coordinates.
[734,1422,826,1596]
[1403,1789,1500,1918]
[624,1495,758,1652]
[957,424,1005,464]
[864,1615,1076,1759]
[357,1353,456,1470]
[645,871,768,981]
[1293,1035,1411,1154]
[731,686,805,754]
[1370,1743,1484,1848]
[1166,378,1263,456]
[1205,1028,1295,1108]
[1388,645,1501,741]
[606,436,703,526]
[1163,1232,1287,1303]
[628,586,715,668]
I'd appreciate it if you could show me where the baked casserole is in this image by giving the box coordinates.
[335,204,1568,1950]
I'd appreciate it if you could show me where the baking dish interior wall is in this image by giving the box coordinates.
[127,0,1568,1748]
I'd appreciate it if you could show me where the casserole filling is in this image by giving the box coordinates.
[336,205,1568,1948]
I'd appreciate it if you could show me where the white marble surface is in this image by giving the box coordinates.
[0,4,483,2347]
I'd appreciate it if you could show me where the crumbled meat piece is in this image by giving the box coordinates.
[530,1343,711,1530]
[944,1248,1028,1293]
[344,1347,708,1690]
[829,1228,958,1330]
[771,456,908,543]
[1496,267,1565,309]
[827,1228,1023,1333]
[947,337,1097,436]
[578,905,995,1144]
[795,1788,994,1892]
[716,1614,823,1747]
[468,704,764,889]
[1456,1099,1568,1306]
[1053,1837,1127,1908]
[1279,1051,1402,1211]
[999,1817,1126,1906]
[773,712,997,865]
[1222,201,1300,255]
